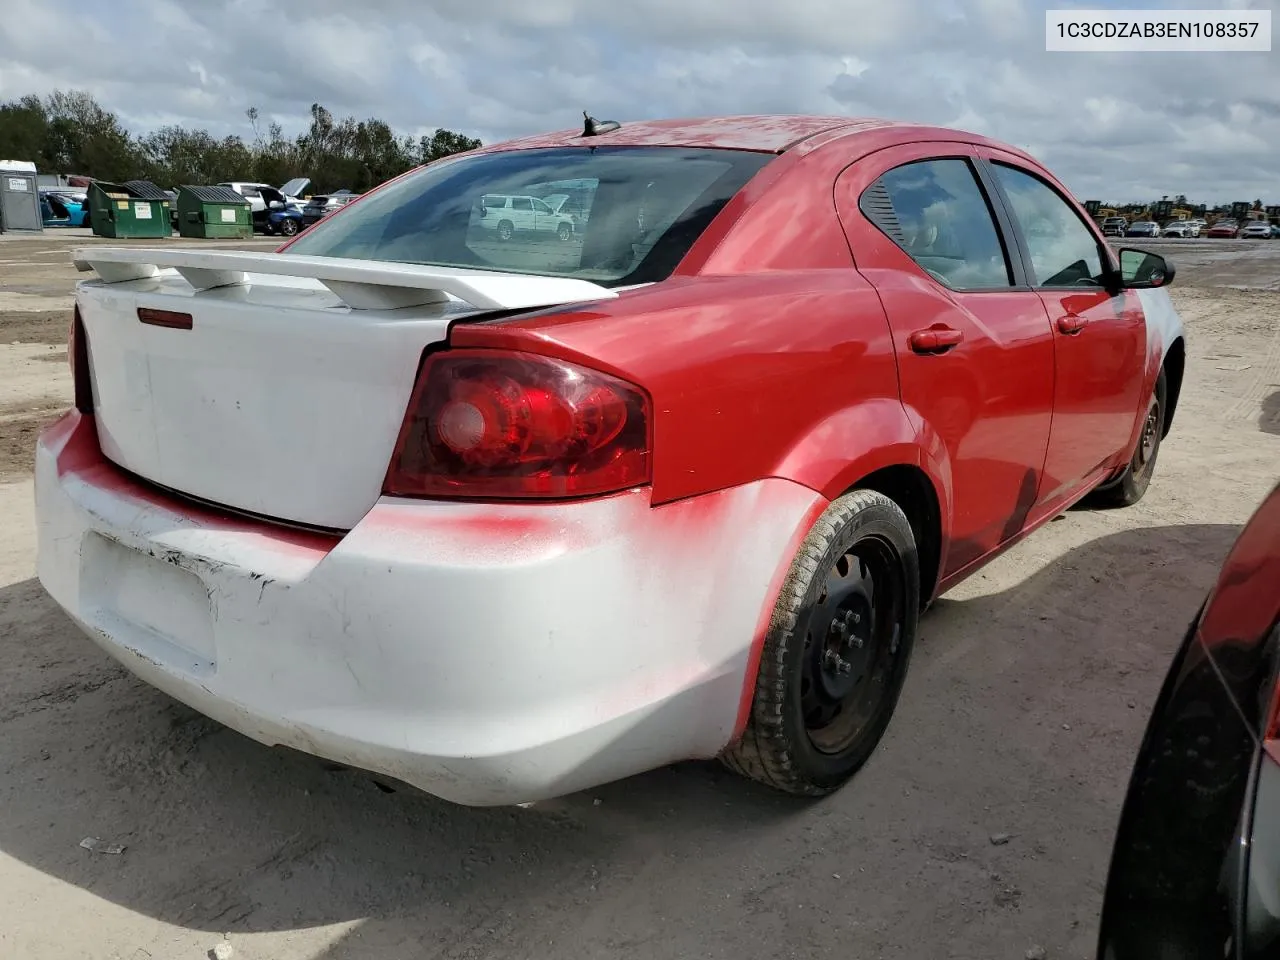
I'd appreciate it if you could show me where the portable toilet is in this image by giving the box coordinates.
[0,161,44,234]
[176,184,252,239]
[88,180,170,238]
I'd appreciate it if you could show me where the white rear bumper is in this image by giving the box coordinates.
[35,413,823,806]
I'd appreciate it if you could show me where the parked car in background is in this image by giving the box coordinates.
[39,189,90,228]
[1125,220,1160,238]
[1163,220,1200,238]
[263,193,305,237]
[1272,223,1280,239]
[1097,481,1280,960]
[1208,219,1240,238]
[219,178,310,216]
[1241,220,1274,239]
[1101,216,1128,237]
[476,193,578,241]
[44,115,1187,807]
[299,189,359,227]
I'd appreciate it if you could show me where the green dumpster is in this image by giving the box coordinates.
[87,180,170,239]
[175,185,252,239]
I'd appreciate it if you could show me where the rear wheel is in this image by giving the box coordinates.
[280,218,299,237]
[1090,370,1166,508]
[722,490,919,796]
[496,220,514,241]
[557,222,573,241]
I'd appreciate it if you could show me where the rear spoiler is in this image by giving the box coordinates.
[71,246,617,311]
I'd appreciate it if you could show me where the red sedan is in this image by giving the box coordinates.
[1208,220,1241,238]
[41,115,1186,805]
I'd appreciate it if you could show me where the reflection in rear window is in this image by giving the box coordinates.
[285,146,773,287]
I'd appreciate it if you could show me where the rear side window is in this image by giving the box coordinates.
[285,146,773,288]
[990,163,1107,288]
[861,158,1012,290]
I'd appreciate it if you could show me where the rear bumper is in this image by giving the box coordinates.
[35,412,823,806]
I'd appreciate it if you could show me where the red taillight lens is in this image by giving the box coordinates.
[70,305,93,414]
[384,349,651,500]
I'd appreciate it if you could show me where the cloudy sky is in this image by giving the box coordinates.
[2,0,1277,203]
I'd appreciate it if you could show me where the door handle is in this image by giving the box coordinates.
[1056,313,1088,335]
[909,326,964,354]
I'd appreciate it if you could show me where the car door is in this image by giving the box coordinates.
[979,150,1146,507]
[530,197,554,233]
[835,144,1056,576]
[510,196,534,233]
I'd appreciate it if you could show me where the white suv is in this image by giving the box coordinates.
[478,194,576,241]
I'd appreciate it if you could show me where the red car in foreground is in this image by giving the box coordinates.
[1099,482,1280,959]
[40,115,1185,805]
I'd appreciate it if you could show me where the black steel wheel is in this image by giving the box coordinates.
[722,489,920,795]
[1089,369,1166,508]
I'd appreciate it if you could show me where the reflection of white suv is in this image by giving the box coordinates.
[478,194,576,241]
[1163,220,1201,237]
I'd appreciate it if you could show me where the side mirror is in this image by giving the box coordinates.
[268,200,285,211]
[1118,248,1174,289]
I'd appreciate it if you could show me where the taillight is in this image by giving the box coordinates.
[69,305,93,414]
[384,349,651,500]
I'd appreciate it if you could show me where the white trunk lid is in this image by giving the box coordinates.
[73,247,615,529]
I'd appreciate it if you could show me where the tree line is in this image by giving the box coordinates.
[0,91,482,194]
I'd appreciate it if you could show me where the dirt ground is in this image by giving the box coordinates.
[0,232,1277,960]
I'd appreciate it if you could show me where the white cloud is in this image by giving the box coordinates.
[1,0,1278,203]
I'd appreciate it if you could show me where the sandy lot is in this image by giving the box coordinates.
[0,233,1277,960]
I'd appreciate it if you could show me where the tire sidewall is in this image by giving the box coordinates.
[1122,369,1167,500]
[777,497,920,788]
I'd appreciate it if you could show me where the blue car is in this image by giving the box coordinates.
[260,186,305,237]
[39,189,90,228]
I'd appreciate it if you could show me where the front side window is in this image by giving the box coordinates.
[286,146,774,287]
[991,163,1107,287]
[861,158,1012,290]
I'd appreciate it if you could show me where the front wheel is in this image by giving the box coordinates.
[557,222,573,241]
[496,220,514,241]
[1089,370,1166,508]
[722,489,919,796]
[279,218,299,237]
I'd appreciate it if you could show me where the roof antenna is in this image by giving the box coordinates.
[582,111,621,137]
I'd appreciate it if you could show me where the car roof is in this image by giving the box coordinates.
[478,115,898,154]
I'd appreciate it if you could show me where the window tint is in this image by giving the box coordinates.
[511,197,532,211]
[285,146,772,287]
[991,163,1107,287]
[862,158,1012,289]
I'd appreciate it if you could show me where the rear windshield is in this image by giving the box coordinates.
[285,146,773,287]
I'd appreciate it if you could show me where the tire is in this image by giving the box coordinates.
[1090,370,1166,508]
[557,222,573,241]
[722,489,920,796]
[280,218,299,237]
[496,220,514,241]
